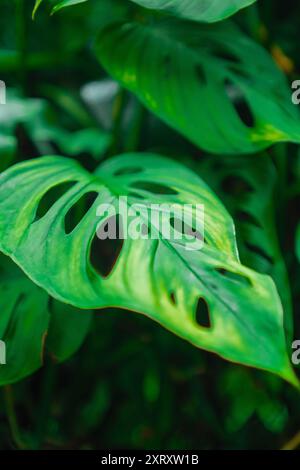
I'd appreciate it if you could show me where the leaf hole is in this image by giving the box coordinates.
[90,215,124,278]
[130,181,178,196]
[236,210,261,228]
[170,291,176,305]
[163,54,172,77]
[215,268,251,287]
[245,242,274,265]
[64,191,99,234]
[195,298,211,329]
[127,191,146,200]
[141,223,150,236]
[170,217,203,241]
[221,175,254,197]
[230,66,251,81]
[224,79,255,128]
[213,48,240,64]
[195,64,207,85]
[35,182,76,222]
[114,167,143,176]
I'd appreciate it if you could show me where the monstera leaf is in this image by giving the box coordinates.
[95,19,300,154]
[35,0,256,22]
[0,154,297,385]
[0,254,92,385]
[197,153,293,341]
[130,0,256,23]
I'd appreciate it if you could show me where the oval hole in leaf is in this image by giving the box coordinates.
[130,181,178,196]
[236,210,261,228]
[170,291,176,305]
[195,298,211,329]
[64,192,99,234]
[230,66,251,82]
[245,242,274,265]
[35,182,76,222]
[216,268,251,287]
[141,223,150,236]
[90,215,124,278]
[211,161,223,172]
[163,54,172,78]
[114,167,143,176]
[170,217,203,241]
[195,64,207,85]
[213,47,240,64]
[224,79,255,128]
[127,191,146,200]
[222,175,253,197]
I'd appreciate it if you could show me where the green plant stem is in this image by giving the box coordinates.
[3,385,26,449]
[125,100,146,152]
[107,87,127,157]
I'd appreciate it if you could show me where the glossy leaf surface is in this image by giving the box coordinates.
[0,155,296,384]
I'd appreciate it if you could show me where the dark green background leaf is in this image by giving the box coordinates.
[96,19,300,154]
[130,0,257,23]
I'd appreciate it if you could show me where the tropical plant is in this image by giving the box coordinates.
[1,0,300,450]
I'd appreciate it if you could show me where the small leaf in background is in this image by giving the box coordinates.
[219,366,289,434]
[46,300,93,363]
[77,382,110,434]
[143,367,160,403]
[219,367,263,433]
[32,0,44,19]
[0,255,50,386]
[0,254,92,385]
[257,399,289,434]
[0,91,111,161]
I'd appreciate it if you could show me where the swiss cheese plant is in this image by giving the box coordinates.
[0,0,300,390]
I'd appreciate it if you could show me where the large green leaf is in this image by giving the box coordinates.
[0,154,296,384]
[95,19,300,154]
[33,0,256,22]
[130,0,256,23]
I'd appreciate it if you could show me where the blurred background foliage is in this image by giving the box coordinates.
[0,0,300,450]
